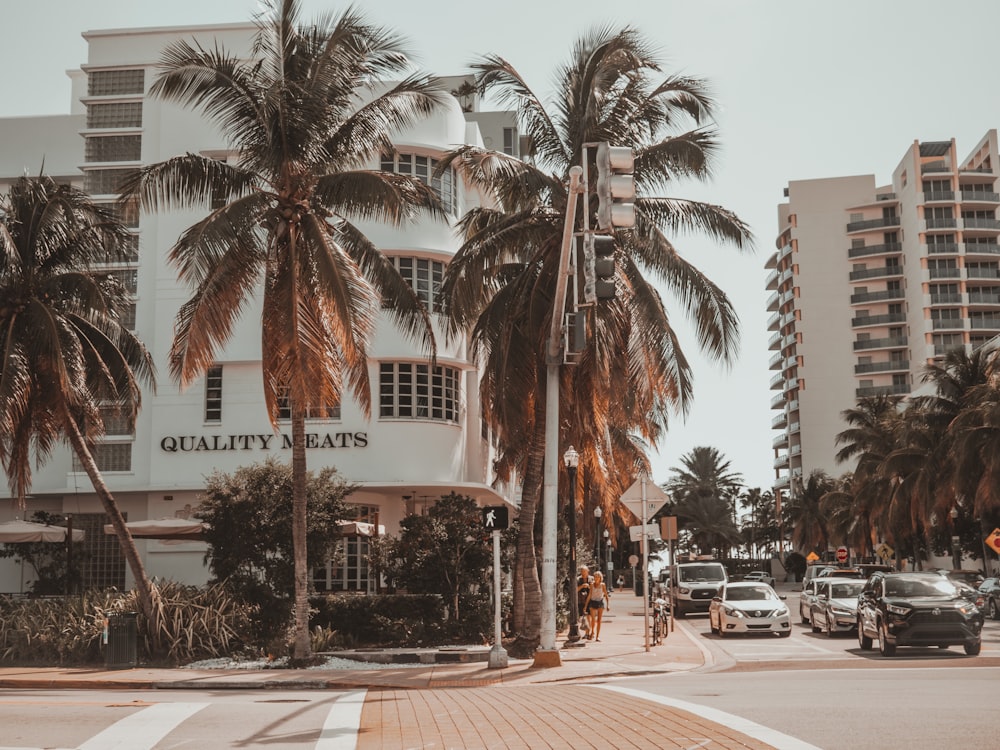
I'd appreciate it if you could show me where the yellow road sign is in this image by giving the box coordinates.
[986,528,1000,554]
[875,542,894,561]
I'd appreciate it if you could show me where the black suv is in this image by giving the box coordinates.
[857,571,984,657]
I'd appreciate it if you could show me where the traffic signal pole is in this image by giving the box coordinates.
[534,166,585,668]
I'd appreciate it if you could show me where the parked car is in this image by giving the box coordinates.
[940,569,985,587]
[799,578,826,625]
[978,577,1000,620]
[709,582,791,637]
[855,563,892,579]
[801,564,835,589]
[856,571,984,657]
[743,571,776,588]
[809,578,866,636]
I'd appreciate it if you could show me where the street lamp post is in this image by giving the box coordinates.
[606,532,613,585]
[594,507,603,572]
[564,446,581,643]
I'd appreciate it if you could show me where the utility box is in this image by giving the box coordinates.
[105,612,138,669]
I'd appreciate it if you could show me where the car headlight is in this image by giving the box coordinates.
[678,587,690,595]
[723,606,745,618]
[774,606,789,616]
[886,603,910,616]
[957,603,976,615]
[831,606,853,616]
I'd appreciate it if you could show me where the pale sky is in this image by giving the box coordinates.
[4,0,1000,490]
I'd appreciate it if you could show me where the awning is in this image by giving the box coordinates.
[104,518,207,541]
[0,520,84,543]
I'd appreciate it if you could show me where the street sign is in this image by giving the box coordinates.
[629,524,660,542]
[806,551,820,562]
[659,516,678,541]
[482,506,509,530]
[836,546,849,564]
[628,554,639,567]
[875,542,894,562]
[619,478,669,520]
[986,528,1000,554]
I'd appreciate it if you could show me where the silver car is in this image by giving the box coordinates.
[809,578,866,636]
[709,582,791,637]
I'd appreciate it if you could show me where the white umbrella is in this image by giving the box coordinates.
[103,518,207,541]
[0,519,84,543]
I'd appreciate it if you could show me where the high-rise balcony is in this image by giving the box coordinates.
[854,336,908,351]
[926,267,961,280]
[769,372,784,390]
[769,352,784,370]
[770,393,786,410]
[962,217,1000,231]
[855,360,909,375]
[767,311,780,330]
[768,331,782,350]
[963,243,1000,257]
[849,265,903,281]
[772,433,789,449]
[767,291,779,311]
[970,317,1000,329]
[926,242,960,255]
[966,267,1000,279]
[931,317,966,330]
[967,291,1000,305]
[852,312,907,327]
[848,242,903,259]
[773,453,790,469]
[846,216,901,233]
[772,412,788,429]
[960,190,1000,203]
[925,217,958,230]
[928,292,965,305]
[923,190,955,202]
[855,383,911,398]
[850,289,906,304]
[766,268,779,290]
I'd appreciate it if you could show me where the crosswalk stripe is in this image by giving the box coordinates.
[76,702,208,750]
[316,689,367,750]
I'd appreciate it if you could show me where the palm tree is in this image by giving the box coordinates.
[122,0,445,659]
[0,175,158,624]
[440,29,752,649]
[786,469,834,555]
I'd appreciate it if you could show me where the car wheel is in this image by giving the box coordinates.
[878,620,896,657]
[825,613,837,638]
[810,615,820,633]
[709,614,718,634]
[717,619,727,638]
[964,641,982,656]
[989,599,999,621]
[858,619,872,650]
[800,609,809,625]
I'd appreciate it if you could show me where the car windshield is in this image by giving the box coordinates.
[831,582,865,598]
[726,586,775,601]
[680,565,726,582]
[885,578,957,597]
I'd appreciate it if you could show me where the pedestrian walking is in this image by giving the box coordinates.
[587,571,609,641]
[577,566,592,636]
[616,574,624,592]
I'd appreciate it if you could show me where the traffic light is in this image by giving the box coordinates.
[592,234,616,300]
[595,143,636,231]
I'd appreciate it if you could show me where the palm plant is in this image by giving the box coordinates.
[440,29,752,648]
[0,175,158,624]
[121,0,445,659]
[786,469,834,555]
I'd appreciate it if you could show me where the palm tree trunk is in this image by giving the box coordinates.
[63,416,161,647]
[511,404,546,652]
[290,407,311,660]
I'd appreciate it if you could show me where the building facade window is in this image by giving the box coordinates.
[84,135,142,162]
[391,256,445,312]
[380,152,456,214]
[503,127,516,155]
[379,362,460,422]
[86,101,143,129]
[84,168,138,196]
[205,365,223,422]
[74,513,127,590]
[87,69,145,97]
[276,390,341,421]
[72,442,132,472]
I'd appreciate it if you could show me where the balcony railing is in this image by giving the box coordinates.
[846,216,901,233]
[966,267,1000,279]
[963,243,1000,256]
[970,318,1000,329]
[855,360,909,374]
[855,384,911,398]
[927,243,960,254]
[968,292,1000,304]
[854,336,908,351]
[848,242,902,259]
[851,312,907,327]
[931,318,964,330]
[769,372,784,389]
[926,218,958,229]
[850,289,905,304]
[923,190,955,202]
[961,190,999,202]
[921,161,951,173]
[929,293,963,304]
[963,218,1000,230]
[927,268,961,279]
[849,265,903,281]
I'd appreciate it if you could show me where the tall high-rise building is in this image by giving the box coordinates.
[768,130,1000,499]
[0,21,520,594]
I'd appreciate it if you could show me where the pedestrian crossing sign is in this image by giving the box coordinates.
[482,506,509,530]
[986,528,1000,554]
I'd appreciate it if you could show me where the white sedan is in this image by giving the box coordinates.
[709,582,791,637]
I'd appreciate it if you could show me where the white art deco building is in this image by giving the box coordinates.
[768,131,1000,500]
[0,21,521,594]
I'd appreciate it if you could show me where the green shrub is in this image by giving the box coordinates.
[310,593,447,646]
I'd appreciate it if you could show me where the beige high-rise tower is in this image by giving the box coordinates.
[768,130,1000,501]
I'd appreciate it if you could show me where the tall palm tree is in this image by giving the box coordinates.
[0,175,158,623]
[122,0,445,659]
[441,29,752,649]
[786,469,834,555]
